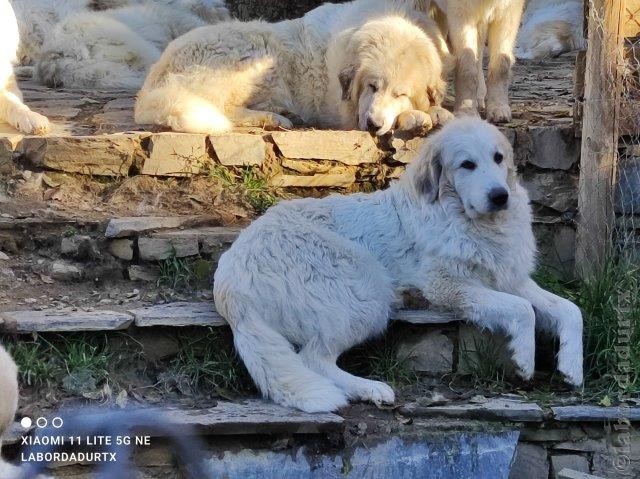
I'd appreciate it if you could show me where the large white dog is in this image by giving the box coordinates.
[516,0,584,60]
[0,0,50,134]
[432,0,525,123]
[214,118,584,412]
[0,345,19,478]
[135,0,451,135]
[36,0,230,89]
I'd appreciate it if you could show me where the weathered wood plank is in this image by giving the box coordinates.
[552,405,640,422]
[129,302,227,327]
[0,310,133,332]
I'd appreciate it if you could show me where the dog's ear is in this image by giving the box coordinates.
[339,66,356,101]
[411,142,442,203]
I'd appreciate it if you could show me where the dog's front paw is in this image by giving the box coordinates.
[428,106,454,126]
[267,113,293,130]
[395,109,433,135]
[14,109,50,135]
[486,102,512,123]
[352,378,395,406]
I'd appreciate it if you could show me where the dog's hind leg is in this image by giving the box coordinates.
[231,318,348,413]
[299,339,395,406]
[230,107,293,130]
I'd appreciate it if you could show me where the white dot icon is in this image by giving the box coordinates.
[20,417,32,429]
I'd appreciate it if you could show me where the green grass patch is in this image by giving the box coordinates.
[207,165,279,213]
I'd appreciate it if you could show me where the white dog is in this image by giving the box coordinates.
[35,0,230,90]
[135,0,451,135]
[0,345,19,478]
[214,118,584,412]
[432,0,525,123]
[516,0,584,60]
[0,0,50,134]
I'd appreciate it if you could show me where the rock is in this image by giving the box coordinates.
[270,173,356,188]
[509,443,549,479]
[281,158,352,175]
[400,397,545,422]
[105,216,214,238]
[109,238,134,261]
[529,127,580,170]
[391,136,427,164]
[0,309,133,332]
[0,251,9,260]
[522,171,578,213]
[60,235,99,260]
[19,135,139,176]
[209,133,266,166]
[551,406,640,422]
[552,455,590,477]
[271,130,380,165]
[49,260,83,281]
[142,133,209,176]
[128,302,226,327]
[135,330,180,360]
[138,235,199,261]
[148,227,241,261]
[128,265,158,282]
[397,330,453,374]
[533,222,576,278]
[557,470,605,479]
[0,134,21,173]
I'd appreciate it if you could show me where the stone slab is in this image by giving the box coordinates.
[557,470,605,479]
[551,406,640,422]
[400,398,545,422]
[105,216,204,238]
[142,133,208,177]
[0,310,133,332]
[271,130,380,165]
[129,302,227,327]
[138,236,200,261]
[270,173,356,188]
[509,443,549,479]
[209,133,266,166]
[19,135,138,176]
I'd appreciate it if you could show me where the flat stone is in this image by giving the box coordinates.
[105,216,202,238]
[529,127,580,170]
[129,302,227,327]
[391,136,426,164]
[397,330,453,374]
[271,130,380,165]
[557,470,605,479]
[19,135,138,176]
[552,455,590,477]
[142,133,209,177]
[60,235,99,260]
[158,400,343,435]
[0,310,133,332]
[522,171,578,213]
[49,260,83,281]
[509,443,549,479]
[551,406,640,422]
[109,238,134,261]
[270,173,356,188]
[128,265,158,282]
[209,133,266,166]
[138,236,199,261]
[400,397,545,422]
[281,158,352,175]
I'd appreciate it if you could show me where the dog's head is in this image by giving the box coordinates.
[337,15,447,136]
[407,118,518,219]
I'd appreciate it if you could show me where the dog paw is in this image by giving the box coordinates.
[395,109,433,135]
[14,110,50,135]
[268,113,293,130]
[560,363,583,388]
[288,385,349,413]
[486,102,512,123]
[351,379,395,406]
[428,106,454,126]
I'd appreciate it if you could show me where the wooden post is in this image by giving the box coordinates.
[575,0,626,278]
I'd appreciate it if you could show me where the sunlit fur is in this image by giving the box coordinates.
[0,0,50,134]
[0,345,20,478]
[432,0,525,123]
[516,0,584,60]
[213,118,584,412]
[35,0,230,90]
[135,0,451,135]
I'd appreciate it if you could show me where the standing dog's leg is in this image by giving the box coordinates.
[0,75,50,135]
[514,279,584,387]
[299,339,395,406]
[485,0,524,123]
[421,279,536,379]
[449,18,481,116]
[476,23,487,110]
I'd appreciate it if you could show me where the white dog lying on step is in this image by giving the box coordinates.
[0,0,50,134]
[135,0,451,135]
[214,118,584,412]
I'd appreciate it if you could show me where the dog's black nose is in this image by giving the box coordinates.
[367,118,381,133]
[488,188,509,210]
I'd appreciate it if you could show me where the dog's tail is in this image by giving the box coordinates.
[231,315,348,413]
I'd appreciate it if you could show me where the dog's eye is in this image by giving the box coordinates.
[369,83,379,92]
[494,152,504,164]
[461,160,476,171]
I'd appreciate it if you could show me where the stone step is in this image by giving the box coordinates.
[0,301,460,333]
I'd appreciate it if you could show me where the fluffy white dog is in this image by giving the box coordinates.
[432,0,525,123]
[35,0,230,89]
[0,0,50,134]
[214,118,584,412]
[516,0,584,60]
[0,345,19,478]
[135,0,451,135]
